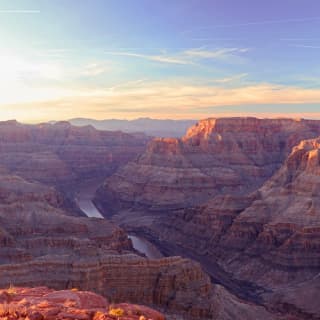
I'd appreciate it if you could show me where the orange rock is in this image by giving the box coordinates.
[0,287,165,320]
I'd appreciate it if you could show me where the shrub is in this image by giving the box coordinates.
[7,285,17,295]
[93,310,105,320]
[109,308,124,317]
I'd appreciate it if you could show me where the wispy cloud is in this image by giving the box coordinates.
[184,17,320,34]
[81,62,113,76]
[190,38,237,41]
[104,51,192,65]
[296,76,320,87]
[108,79,148,91]
[212,73,248,84]
[105,47,249,65]
[291,44,320,49]
[184,47,249,59]
[3,80,320,122]
[281,38,320,41]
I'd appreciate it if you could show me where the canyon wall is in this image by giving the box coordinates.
[0,120,149,190]
[0,172,215,319]
[96,117,320,214]
[95,117,320,319]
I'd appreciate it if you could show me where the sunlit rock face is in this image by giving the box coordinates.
[95,117,320,319]
[0,285,280,320]
[0,286,165,320]
[95,117,320,214]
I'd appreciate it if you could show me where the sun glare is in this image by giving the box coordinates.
[0,52,66,106]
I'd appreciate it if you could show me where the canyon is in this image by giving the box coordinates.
[1,118,320,319]
[95,117,320,319]
[0,119,278,320]
[0,120,149,194]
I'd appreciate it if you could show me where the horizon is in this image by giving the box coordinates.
[3,114,320,126]
[1,0,320,121]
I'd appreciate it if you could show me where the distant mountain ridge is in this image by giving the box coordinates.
[68,117,197,137]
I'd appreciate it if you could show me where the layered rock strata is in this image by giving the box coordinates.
[0,173,215,319]
[95,118,320,319]
[96,117,320,214]
[0,120,149,190]
[160,139,320,318]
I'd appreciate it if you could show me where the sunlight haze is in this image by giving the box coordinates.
[0,0,320,121]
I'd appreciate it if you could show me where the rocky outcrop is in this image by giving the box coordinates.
[95,117,320,215]
[0,120,149,190]
[0,286,283,320]
[0,286,164,320]
[0,173,79,215]
[0,172,216,319]
[0,174,132,264]
[0,255,214,319]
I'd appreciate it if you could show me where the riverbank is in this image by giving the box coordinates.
[75,182,163,259]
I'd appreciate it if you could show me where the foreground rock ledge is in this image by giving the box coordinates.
[0,286,164,320]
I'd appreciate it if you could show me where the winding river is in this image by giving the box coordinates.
[75,183,163,259]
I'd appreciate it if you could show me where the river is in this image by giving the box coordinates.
[75,183,163,259]
[127,235,163,259]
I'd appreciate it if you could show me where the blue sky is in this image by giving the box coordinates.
[0,0,320,122]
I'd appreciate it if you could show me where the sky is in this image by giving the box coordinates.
[0,0,320,122]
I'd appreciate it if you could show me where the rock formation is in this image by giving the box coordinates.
[95,117,320,215]
[0,120,149,191]
[0,172,215,319]
[95,118,320,319]
[0,286,164,320]
[2,117,320,319]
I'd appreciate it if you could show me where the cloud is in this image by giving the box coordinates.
[291,44,320,49]
[190,38,237,41]
[184,17,320,34]
[105,47,249,65]
[3,81,320,122]
[104,51,192,65]
[81,62,112,76]
[281,38,320,41]
[211,73,248,84]
[184,48,249,60]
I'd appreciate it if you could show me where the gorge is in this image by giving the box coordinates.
[94,117,320,319]
[0,118,320,319]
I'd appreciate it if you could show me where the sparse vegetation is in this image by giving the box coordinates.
[109,307,124,317]
[93,310,105,319]
[0,303,27,318]
[6,284,17,295]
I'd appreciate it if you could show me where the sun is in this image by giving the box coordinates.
[0,51,65,104]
